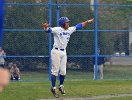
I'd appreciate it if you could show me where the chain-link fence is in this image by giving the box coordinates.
[1,0,132,81]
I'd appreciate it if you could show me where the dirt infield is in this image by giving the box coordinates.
[40,94,132,100]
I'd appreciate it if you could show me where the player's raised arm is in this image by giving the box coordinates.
[75,18,94,30]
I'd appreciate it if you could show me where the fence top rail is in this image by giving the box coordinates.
[1,3,132,7]
[0,55,48,58]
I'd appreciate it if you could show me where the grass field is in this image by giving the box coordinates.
[1,80,132,100]
[1,65,132,100]
[19,65,132,82]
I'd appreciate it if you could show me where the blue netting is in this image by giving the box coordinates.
[1,0,132,81]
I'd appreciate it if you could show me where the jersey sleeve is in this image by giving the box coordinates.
[69,23,83,34]
[69,26,76,34]
[16,68,20,73]
[44,27,58,34]
[75,23,83,30]
[51,27,58,34]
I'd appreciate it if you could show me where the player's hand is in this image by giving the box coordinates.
[87,18,94,23]
[42,21,49,29]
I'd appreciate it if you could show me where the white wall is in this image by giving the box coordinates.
[129,16,132,55]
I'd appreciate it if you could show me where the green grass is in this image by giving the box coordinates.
[1,80,132,100]
[2,65,131,100]
[104,65,132,79]
[99,96,132,100]
[20,70,93,82]
[19,65,132,82]
[21,71,49,82]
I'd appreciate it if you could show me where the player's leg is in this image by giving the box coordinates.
[10,76,14,80]
[14,75,19,80]
[51,49,60,98]
[15,70,21,80]
[99,64,103,80]
[59,52,67,95]
[10,72,15,80]
[51,50,60,88]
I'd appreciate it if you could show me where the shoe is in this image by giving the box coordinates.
[51,87,59,98]
[59,85,66,95]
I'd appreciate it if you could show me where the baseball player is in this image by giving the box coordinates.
[10,63,21,80]
[0,47,6,68]
[43,17,94,98]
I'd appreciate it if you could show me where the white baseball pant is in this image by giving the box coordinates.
[51,48,67,76]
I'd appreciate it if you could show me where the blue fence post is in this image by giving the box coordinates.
[0,0,5,47]
[56,0,60,80]
[56,0,60,26]
[94,0,99,80]
[48,0,52,80]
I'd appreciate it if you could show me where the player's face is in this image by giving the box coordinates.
[13,64,17,68]
[64,22,70,29]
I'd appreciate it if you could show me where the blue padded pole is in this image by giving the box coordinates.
[0,0,5,47]
[94,0,99,80]
[56,0,60,26]
[56,0,60,80]
[48,0,52,80]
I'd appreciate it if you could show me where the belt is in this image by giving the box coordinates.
[55,48,64,51]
